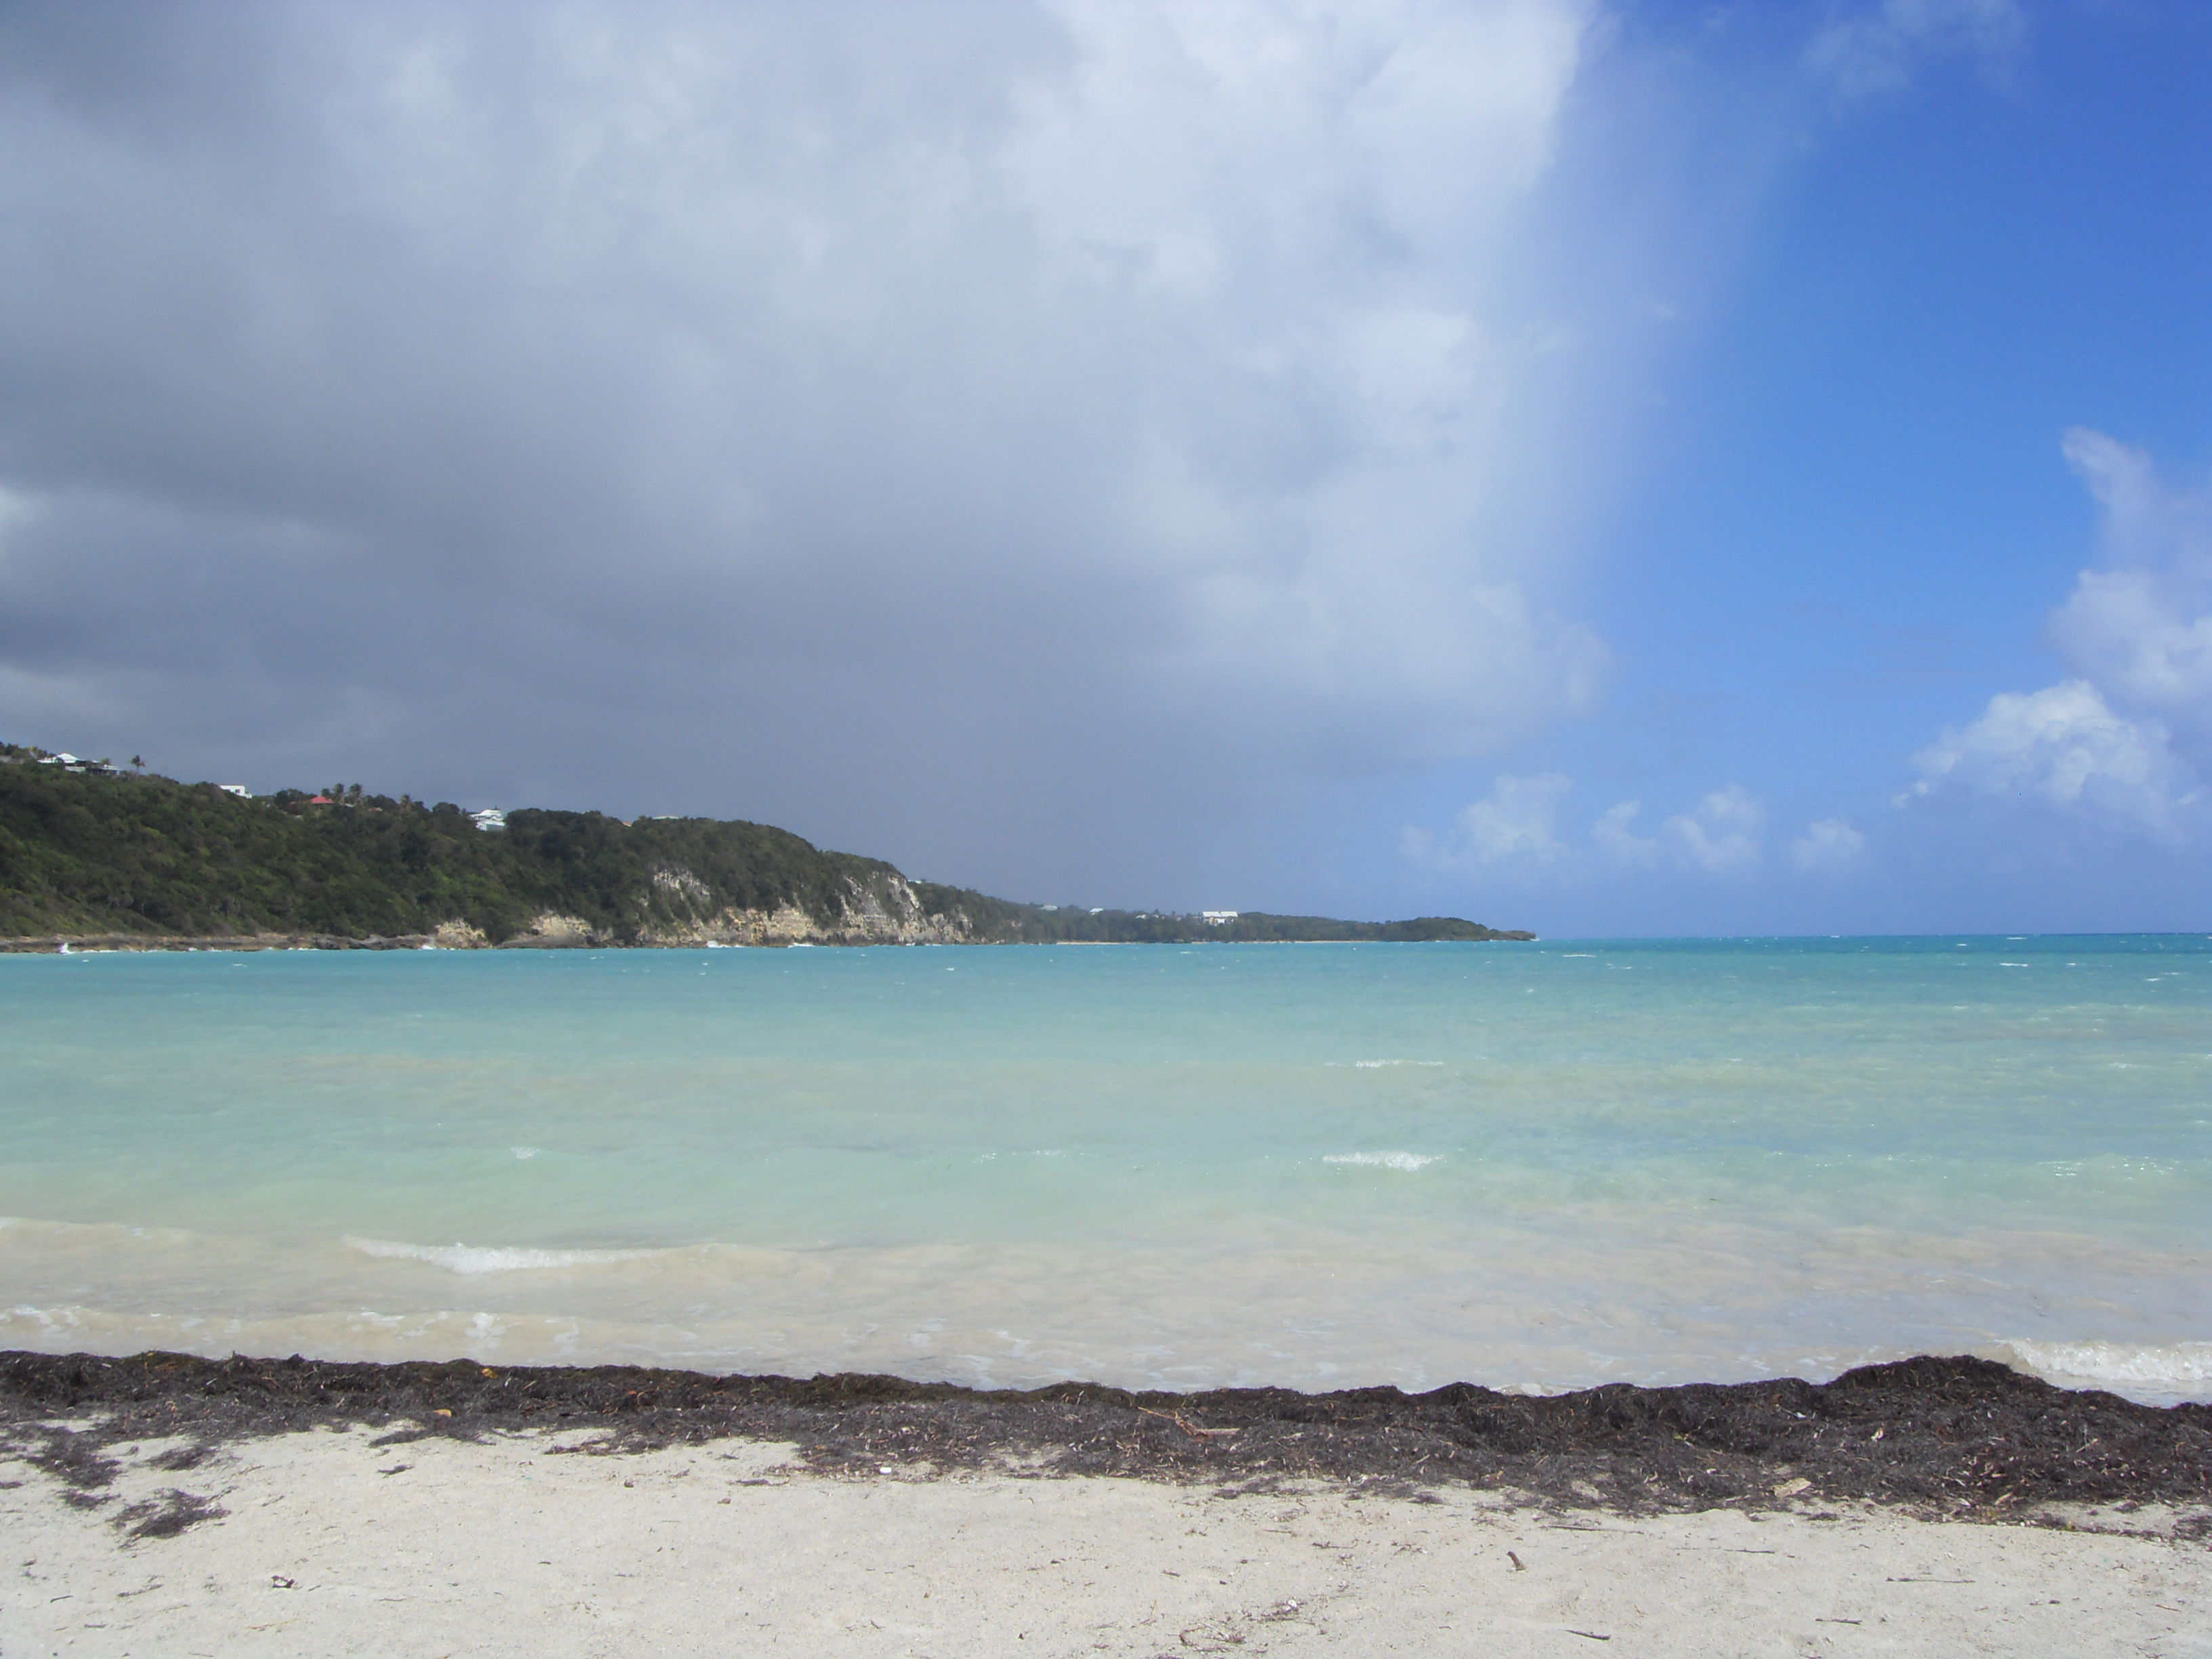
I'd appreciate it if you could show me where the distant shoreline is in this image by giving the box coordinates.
[2,747,1532,948]
[0,932,1534,954]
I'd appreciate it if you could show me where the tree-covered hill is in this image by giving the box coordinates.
[0,745,1532,947]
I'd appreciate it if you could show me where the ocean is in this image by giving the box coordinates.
[3,937,2207,1403]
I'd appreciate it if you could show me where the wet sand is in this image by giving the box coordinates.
[4,1351,2208,1656]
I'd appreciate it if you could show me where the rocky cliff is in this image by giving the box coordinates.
[501,869,979,948]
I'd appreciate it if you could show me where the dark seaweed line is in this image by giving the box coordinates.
[4,1350,2207,1527]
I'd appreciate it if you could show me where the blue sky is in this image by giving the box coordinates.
[1377,0,2212,933]
[0,0,2205,933]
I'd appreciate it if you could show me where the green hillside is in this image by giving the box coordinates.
[0,745,1532,946]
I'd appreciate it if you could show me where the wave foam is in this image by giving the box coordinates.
[1997,1339,2212,1395]
[343,1236,661,1275]
[1323,1152,1439,1171]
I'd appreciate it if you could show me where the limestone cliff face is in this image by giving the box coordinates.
[495,912,600,947]
[638,869,975,947]
[444,869,978,949]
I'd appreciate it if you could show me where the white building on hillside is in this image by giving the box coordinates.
[1202,910,1240,925]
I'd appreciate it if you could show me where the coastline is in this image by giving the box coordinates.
[1,931,471,953]
[8,1349,2208,1523]
[9,1350,2207,1657]
[0,933,1532,953]
[0,930,740,953]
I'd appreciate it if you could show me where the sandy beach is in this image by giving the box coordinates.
[5,1351,2209,1656]
[5,1421,2208,1657]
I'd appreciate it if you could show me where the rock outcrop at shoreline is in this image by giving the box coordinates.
[3,1351,2205,1524]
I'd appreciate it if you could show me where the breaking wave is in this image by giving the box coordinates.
[1995,1339,2212,1399]
[343,1237,665,1275]
[1323,1152,1439,1171]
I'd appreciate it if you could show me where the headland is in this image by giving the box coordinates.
[0,743,1530,950]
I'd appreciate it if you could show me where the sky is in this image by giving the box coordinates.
[0,0,2206,935]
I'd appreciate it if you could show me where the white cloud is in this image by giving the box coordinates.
[1591,799,1658,869]
[2045,428,2212,763]
[1806,0,2025,100]
[1410,777,1770,880]
[1788,817,1866,876]
[2059,428,2209,567]
[1907,680,2194,837]
[2048,570,2212,756]
[1906,432,2212,842]
[1405,772,1572,871]
[1660,784,1763,874]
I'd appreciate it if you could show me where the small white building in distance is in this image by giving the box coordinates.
[1202,910,1240,925]
[219,784,252,798]
[471,808,508,832]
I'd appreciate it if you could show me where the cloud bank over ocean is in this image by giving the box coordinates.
[0,0,2205,930]
[0,0,1684,905]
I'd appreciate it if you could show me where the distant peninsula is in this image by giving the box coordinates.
[0,744,1534,950]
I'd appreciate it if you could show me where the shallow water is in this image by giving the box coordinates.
[2,937,2207,1400]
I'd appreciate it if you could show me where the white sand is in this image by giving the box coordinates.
[5,1425,2207,1657]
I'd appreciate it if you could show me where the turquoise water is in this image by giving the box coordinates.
[2,937,2207,1399]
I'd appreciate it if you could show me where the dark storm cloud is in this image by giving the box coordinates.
[0,0,1656,903]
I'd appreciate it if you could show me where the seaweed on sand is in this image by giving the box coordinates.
[3,1350,2205,1526]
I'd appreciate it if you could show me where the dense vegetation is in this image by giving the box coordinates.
[911,889,1528,945]
[0,745,1531,945]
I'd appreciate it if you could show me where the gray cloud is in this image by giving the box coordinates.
[0,0,1697,905]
